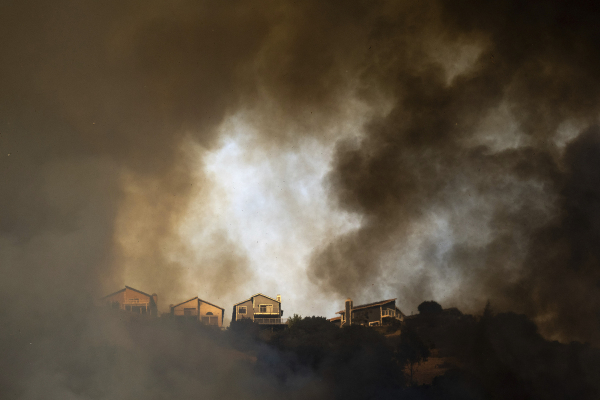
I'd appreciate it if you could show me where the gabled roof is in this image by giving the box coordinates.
[170,296,224,310]
[198,298,225,311]
[233,293,280,307]
[171,296,198,309]
[336,298,397,314]
[101,286,154,300]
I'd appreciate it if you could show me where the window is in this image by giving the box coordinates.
[206,312,213,315]
[129,298,139,304]
[259,304,273,313]
[238,306,247,315]
[201,316,219,326]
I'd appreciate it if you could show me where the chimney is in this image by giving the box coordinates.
[345,298,353,326]
[152,293,158,307]
[276,294,281,303]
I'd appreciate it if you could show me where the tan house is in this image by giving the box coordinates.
[330,298,404,327]
[232,293,285,325]
[102,286,158,316]
[170,297,224,327]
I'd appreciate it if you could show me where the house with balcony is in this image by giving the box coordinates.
[169,296,224,327]
[232,293,285,325]
[330,298,404,327]
[101,286,158,316]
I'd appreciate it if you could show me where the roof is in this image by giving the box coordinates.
[328,316,342,322]
[233,293,280,307]
[336,298,397,314]
[198,298,225,311]
[170,296,224,310]
[101,286,154,300]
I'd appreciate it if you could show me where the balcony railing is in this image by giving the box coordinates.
[381,309,398,318]
[253,307,280,314]
[255,318,287,325]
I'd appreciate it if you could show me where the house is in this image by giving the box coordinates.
[101,286,158,316]
[331,298,404,327]
[232,293,285,325]
[170,297,224,327]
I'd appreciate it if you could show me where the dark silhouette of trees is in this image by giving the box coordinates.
[226,305,600,399]
[266,316,405,397]
[418,300,443,315]
[395,327,431,386]
[227,318,261,351]
[286,313,302,329]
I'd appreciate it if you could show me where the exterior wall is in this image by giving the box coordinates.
[234,299,254,321]
[199,301,223,327]
[251,294,280,318]
[381,301,404,322]
[103,288,157,316]
[104,291,126,308]
[341,300,400,326]
[351,306,382,326]
[233,294,283,323]
[171,298,224,327]
[232,295,282,321]
[172,298,198,317]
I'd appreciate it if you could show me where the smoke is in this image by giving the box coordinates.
[2,0,600,397]
[0,1,271,396]
[302,1,600,345]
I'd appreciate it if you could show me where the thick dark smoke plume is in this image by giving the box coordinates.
[308,1,600,344]
[2,0,600,397]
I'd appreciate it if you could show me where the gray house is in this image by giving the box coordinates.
[232,293,285,325]
[330,298,404,327]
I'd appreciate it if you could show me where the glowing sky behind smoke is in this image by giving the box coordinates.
[171,115,364,320]
[155,99,560,323]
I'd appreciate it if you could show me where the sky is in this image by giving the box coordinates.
[2,0,600,345]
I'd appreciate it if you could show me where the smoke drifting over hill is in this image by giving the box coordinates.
[307,1,600,344]
[2,0,600,397]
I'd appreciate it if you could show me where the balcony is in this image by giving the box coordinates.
[255,318,287,325]
[382,309,399,318]
[253,307,279,315]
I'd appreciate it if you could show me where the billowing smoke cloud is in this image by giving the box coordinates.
[308,1,600,344]
[0,0,266,301]
[0,1,272,395]
[2,0,600,396]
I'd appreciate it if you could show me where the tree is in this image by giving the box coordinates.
[227,318,260,351]
[395,327,431,386]
[418,300,443,315]
[287,313,302,329]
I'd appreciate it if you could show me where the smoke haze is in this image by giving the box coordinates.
[2,0,600,397]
